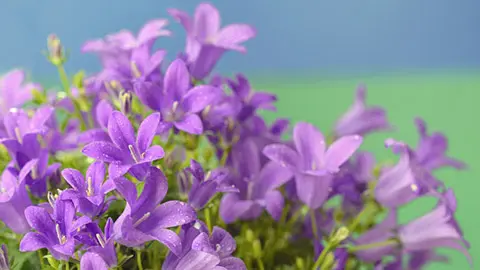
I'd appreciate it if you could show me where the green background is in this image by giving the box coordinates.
[254,70,478,269]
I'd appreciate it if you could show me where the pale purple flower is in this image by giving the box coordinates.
[263,122,363,209]
[20,200,91,261]
[414,118,466,171]
[18,149,61,197]
[163,221,246,270]
[334,84,390,137]
[155,59,223,135]
[60,161,115,217]
[408,250,448,270]
[82,111,164,180]
[0,167,31,234]
[113,167,196,255]
[220,139,292,223]
[0,69,36,116]
[182,159,238,210]
[80,252,109,270]
[168,3,256,80]
[76,218,117,267]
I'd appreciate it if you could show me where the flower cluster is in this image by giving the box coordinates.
[0,2,471,270]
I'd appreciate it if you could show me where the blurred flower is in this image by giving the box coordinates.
[0,167,31,234]
[0,70,36,117]
[80,252,109,270]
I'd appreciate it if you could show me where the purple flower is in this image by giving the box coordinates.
[0,167,31,234]
[82,111,164,179]
[155,59,223,135]
[20,200,91,261]
[263,122,362,209]
[17,149,60,197]
[0,244,8,270]
[334,84,390,137]
[60,161,115,217]
[182,159,238,210]
[1,106,54,156]
[168,3,256,80]
[79,100,114,144]
[408,250,448,270]
[77,218,117,267]
[398,196,471,264]
[163,221,246,270]
[413,118,466,171]
[220,139,292,223]
[226,74,276,121]
[113,167,196,255]
[0,69,35,116]
[80,252,109,270]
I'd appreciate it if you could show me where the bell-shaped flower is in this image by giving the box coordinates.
[0,69,36,118]
[154,59,223,135]
[334,84,391,137]
[18,149,60,197]
[82,111,164,180]
[263,122,362,209]
[113,167,196,255]
[20,200,91,261]
[168,3,256,80]
[413,118,466,171]
[163,221,246,270]
[76,218,117,268]
[181,159,238,210]
[220,139,293,223]
[0,167,31,234]
[60,161,115,217]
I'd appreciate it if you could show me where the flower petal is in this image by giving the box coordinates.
[24,206,56,241]
[193,3,221,40]
[142,145,165,163]
[325,135,363,172]
[174,114,203,135]
[219,193,255,224]
[132,167,168,218]
[148,228,183,256]
[136,112,160,153]
[61,168,86,192]
[137,19,171,45]
[82,142,125,162]
[19,233,50,252]
[176,249,221,269]
[264,190,284,221]
[137,201,196,231]
[293,122,326,170]
[107,111,136,150]
[80,252,109,270]
[215,24,256,52]
[262,144,299,170]
[96,100,113,130]
[163,59,190,98]
[182,85,222,113]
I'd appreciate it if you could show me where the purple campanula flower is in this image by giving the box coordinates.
[334,84,390,137]
[263,122,362,209]
[0,244,8,270]
[374,139,439,208]
[155,59,223,135]
[220,139,293,223]
[182,159,238,210]
[0,69,36,117]
[0,106,54,157]
[113,167,196,255]
[76,218,117,267]
[60,161,115,217]
[408,250,448,270]
[414,117,466,171]
[398,193,471,264]
[20,200,91,261]
[79,100,114,144]
[80,252,109,270]
[18,149,61,197]
[0,167,31,234]
[168,3,256,80]
[163,221,246,270]
[82,111,164,180]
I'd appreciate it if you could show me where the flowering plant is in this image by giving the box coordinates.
[0,2,471,270]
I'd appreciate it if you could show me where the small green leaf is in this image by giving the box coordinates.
[72,70,86,88]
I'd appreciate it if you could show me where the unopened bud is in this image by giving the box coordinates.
[245,229,255,243]
[252,240,262,259]
[47,34,64,66]
[331,227,350,245]
[295,257,305,269]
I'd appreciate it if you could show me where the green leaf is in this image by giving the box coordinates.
[72,70,86,89]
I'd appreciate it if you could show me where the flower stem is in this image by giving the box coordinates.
[65,262,70,270]
[348,202,378,233]
[136,250,144,270]
[310,209,319,240]
[56,65,87,130]
[256,258,265,270]
[347,239,398,252]
[204,206,212,232]
[311,242,331,270]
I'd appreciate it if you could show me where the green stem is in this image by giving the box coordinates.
[37,250,44,269]
[310,209,319,240]
[65,261,70,270]
[136,250,144,270]
[57,65,87,130]
[348,202,378,233]
[347,239,398,252]
[256,258,265,270]
[204,207,212,233]
[311,242,331,270]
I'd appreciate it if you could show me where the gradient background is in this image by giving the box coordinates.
[1,0,478,269]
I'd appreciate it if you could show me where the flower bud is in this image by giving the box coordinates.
[331,227,350,245]
[295,257,305,269]
[245,229,255,243]
[47,34,64,66]
[120,90,133,115]
[252,239,262,259]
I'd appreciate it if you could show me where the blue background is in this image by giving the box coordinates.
[1,0,479,78]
